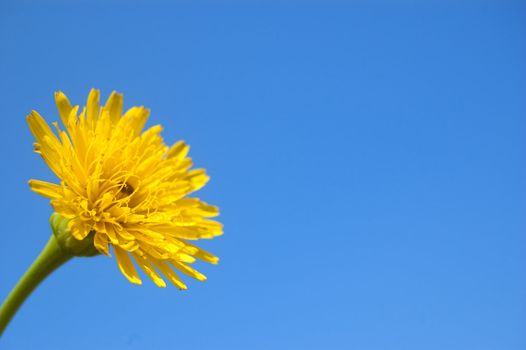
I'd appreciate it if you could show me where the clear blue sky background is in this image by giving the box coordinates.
[0,1,525,349]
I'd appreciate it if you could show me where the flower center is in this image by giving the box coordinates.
[120,182,134,196]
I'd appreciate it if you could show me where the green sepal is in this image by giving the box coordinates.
[50,213,99,257]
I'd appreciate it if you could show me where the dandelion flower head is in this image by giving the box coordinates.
[27,89,222,288]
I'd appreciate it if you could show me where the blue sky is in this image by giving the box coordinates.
[0,1,525,349]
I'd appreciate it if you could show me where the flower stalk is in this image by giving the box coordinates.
[0,234,72,336]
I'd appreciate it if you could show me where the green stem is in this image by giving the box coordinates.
[0,235,72,336]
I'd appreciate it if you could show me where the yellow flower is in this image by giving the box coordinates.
[26,89,222,288]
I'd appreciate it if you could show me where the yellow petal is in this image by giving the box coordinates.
[68,220,90,240]
[166,141,189,160]
[181,240,219,264]
[177,198,220,217]
[152,259,187,290]
[120,106,149,137]
[186,169,209,192]
[94,232,110,255]
[26,111,61,149]
[104,91,124,125]
[50,199,77,218]
[105,223,120,244]
[28,179,62,199]
[114,246,142,285]
[86,88,100,128]
[133,253,167,288]
[170,261,207,281]
[54,91,72,128]
[173,253,196,264]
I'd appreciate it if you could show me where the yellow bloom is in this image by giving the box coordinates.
[26,89,222,288]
